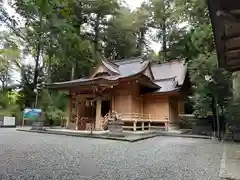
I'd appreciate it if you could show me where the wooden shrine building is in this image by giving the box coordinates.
[49,57,189,131]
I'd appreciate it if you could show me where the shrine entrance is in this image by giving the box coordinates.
[76,98,97,131]
[65,84,115,131]
[101,100,110,117]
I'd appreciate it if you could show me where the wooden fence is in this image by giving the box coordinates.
[103,112,169,131]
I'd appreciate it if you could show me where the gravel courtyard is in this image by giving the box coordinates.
[0,128,223,180]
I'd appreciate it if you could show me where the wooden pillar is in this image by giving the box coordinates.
[178,100,185,114]
[140,98,143,114]
[95,98,102,130]
[75,101,79,130]
[148,114,151,130]
[111,95,115,111]
[67,95,72,128]
[133,121,137,131]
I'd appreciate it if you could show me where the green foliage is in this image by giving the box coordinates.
[0,31,20,89]
[177,0,209,26]
[226,97,240,125]
[104,7,138,59]
[179,114,196,129]
[0,90,9,109]
[0,90,21,121]
[149,0,182,61]
[39,89,67,122]
[189,53,231,118]
[168,23,214,61]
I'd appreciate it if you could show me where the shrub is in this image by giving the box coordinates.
[179,114,196,129]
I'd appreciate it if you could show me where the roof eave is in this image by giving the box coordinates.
[208,0,226,68]
[48,77,119,89]
[143,88,181,96]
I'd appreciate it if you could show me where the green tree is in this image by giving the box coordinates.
[149,0,180,61]
[176,0,209,26]
[39,89,67,125]
[84,0,120,53]
[104,7,138,60]
[168,23,214,60]
[133,2,152,56]
[189,53,231,118]
[0,31,20,89]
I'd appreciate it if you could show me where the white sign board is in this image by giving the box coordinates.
[3,116,15,126]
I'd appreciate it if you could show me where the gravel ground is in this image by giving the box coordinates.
[0,128,223,180]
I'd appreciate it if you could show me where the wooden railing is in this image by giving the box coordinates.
[102,112,169,131]
[120,113,159,121]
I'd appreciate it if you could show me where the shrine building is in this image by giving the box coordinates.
[49,57,190,131]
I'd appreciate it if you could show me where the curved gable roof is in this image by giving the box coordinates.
[151,60,188,93]
[115,58,150,76]
[101,59,120,74]
[151,60,187,86]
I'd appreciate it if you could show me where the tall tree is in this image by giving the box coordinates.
[84,0,120,54]
[0,31,20,89]
[149,0,180,61]
[104,7,138,60]
[133,2,152,56]
[189,53,231,119]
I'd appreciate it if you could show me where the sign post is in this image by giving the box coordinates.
[23,108,44,130]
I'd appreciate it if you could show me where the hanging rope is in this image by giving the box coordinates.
[84,97,98,107]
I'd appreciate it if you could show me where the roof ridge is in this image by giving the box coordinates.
[113,56,143,64]
[151,59,185,66]
[139,60,150,73]
[103,58,119,67]
[154,77,176,82]
[116,58,149,65]
[99,58,121,75]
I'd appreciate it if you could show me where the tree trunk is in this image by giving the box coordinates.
[162,20,167,62]
[47,54,53,84]
[1,80,4,90]
[33,15,43,88]
[33,41,41,87]
[215,95,220,139]
[137,28,146,56]
[71,62,75,80]
[211,96,217,136]
[94,14,101,53]
[158,0,167,62]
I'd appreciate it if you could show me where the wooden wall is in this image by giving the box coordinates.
[110,82,182,123]
[112,82,141,114]
[142,95,169,120]
[178,100,185,114]
[169,96,180,123]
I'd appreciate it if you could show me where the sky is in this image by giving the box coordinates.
[126,0,145,8]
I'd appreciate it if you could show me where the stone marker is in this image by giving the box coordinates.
[108,112,125,137]
[233,125,240,141]
[31,113,45,131]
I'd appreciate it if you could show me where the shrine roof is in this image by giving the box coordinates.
[49,57,188,93]
[115,57,149,76]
